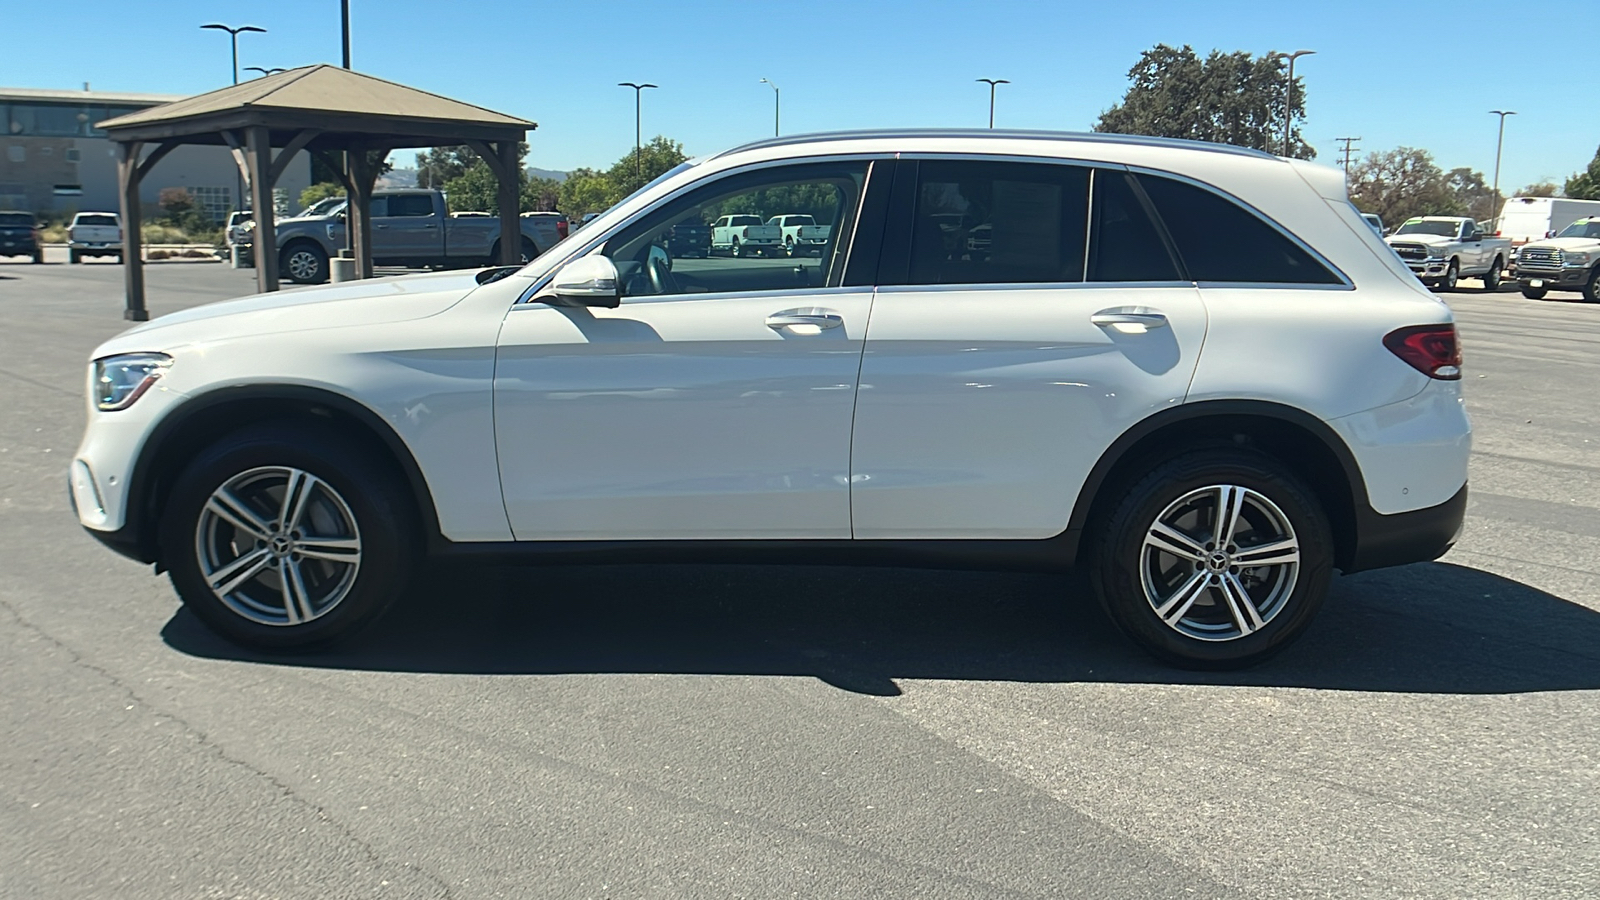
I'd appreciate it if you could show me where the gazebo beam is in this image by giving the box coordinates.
[116,140,180,322]
[245,126,279,292]
[466,139,524,267]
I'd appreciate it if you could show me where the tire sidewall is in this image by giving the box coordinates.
[159,422,416,650]
[1090,449,1333,669]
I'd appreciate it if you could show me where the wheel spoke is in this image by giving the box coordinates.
[207,490,272,540]
[1214,485,1247,547]
[1146,520,1208,562]
[209,547,272,596]
[295,536,359,563]
[279,468,313,531]
[1153,570,1209,624]
[1233,537,1299,568]
[1219,573,1266,634]
[280,559,316,625]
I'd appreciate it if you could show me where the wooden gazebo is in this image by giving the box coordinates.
[98,65,534,320]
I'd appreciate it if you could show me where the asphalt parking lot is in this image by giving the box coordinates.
[2,258,1597,899]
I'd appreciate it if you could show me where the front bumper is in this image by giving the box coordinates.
[1403,259,1451,282]
[1516,266,1589,288]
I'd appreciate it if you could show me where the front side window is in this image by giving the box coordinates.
[604,161,868,299]
[908,160,1089,285]
[1137,174,1342,284]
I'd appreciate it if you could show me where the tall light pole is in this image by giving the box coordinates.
[976,78,1009,129]
[1271,50,1314,157]
[341,0,351,68]
[1489,110,1517,208]
[759,78,780,136]
[244,67,287,77]
[201,23,266,85]
[618,82,657,183]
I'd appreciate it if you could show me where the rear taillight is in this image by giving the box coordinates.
[557,220,568,239]
[1384,324,1462,380]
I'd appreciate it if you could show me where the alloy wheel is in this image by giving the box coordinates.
[194,466,361,627]
[1139,484,1300,642]
[286,250,320,281]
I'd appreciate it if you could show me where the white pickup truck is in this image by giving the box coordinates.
[1511,216,1600,301]
[1384,216,1510,291]
[765,214,831,257]
[68,212,123,264]
[710,215,782,257]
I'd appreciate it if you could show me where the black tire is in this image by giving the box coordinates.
[1584,265,1600,303]
[784,236,795,257]
[1439,259,1459,292]
[731,237,743,258]
[159,421,419,651]
[1482,258,1502,291]
[280,242,328,284]
[1521,287,1548,300]
[1088,448,1333,669]
[69,249,81,264]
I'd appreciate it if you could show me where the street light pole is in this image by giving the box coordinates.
[201,23,267,85]
[618,82,658,183]
[759,78,780,136]
[976,78,1009,129]
[1271,50,1314,157]
[1489,110,1517,206]
[341,0,351,68]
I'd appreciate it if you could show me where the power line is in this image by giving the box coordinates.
[1335,136,1362,170]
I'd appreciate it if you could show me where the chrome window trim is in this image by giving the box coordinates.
[1123,164,1355,290]
[875,280,1197,295]
[713,129,1280,162]
[515,153,886,306]
[509,284,872,312]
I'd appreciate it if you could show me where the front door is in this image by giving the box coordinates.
[494,159,885,540]
[373,193,441,260]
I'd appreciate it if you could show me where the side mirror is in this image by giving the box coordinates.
[545,255,621,308]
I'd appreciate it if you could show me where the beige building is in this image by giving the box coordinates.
[1,85,311,221]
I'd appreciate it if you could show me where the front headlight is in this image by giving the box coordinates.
[1564,252,1591,267]
[93,353,171,411]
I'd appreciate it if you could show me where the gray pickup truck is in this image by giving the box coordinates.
[272,189,562,284]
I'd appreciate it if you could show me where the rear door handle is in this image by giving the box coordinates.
[1091,308,1169,332]
[766,307,843,329]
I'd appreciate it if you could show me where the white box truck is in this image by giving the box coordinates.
[1497,196,1600,245]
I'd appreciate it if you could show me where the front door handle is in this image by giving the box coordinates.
[1091,308,1169,333]
[766,307,843,330]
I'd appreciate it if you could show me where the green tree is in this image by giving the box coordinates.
[298,181,345,209]
[605,135,690,195]
[158,187,194,218]
[1095,44,1313,158]
[1445,167,1496,222]
[415,146,483,190]
[1349,148,1462,226]
[1565,145,1600,200]
[1517,182,1560,198]
[522,176,562,212]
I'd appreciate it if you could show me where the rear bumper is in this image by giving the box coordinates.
[1344,483,1467,573]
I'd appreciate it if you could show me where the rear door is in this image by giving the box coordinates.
[849,158,1207,539]
[373,193,441,259]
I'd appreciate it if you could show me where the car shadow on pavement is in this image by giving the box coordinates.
[162,560,1600,695]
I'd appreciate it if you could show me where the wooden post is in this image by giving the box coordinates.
[348,149,374,279]
[117,141,147,321]
[245,125,278,292]
[494,141,520,265]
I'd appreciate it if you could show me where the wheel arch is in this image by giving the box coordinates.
[124,384,442,567]
[1065,400,1366,571]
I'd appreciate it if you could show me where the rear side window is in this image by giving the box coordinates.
[384,194,434,217]
[1087,170,1181,282]
[1136,174,1341,284]
[908,160,1089,285]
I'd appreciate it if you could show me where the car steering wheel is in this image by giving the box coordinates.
[645,244,677,294]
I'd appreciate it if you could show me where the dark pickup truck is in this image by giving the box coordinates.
[0,212,44,264]
[667,222,711,258]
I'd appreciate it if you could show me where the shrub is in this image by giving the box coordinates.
[147,249,171,260]
[180,248,209,258]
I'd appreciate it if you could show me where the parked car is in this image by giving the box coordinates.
[766,214,831,257]
[665,220,711,258]
[225,211,253,247]
[710,214,782,257]
[521,211,570,243]
[72,129,1469,669]
[1361,213,1385,235]
[0,211,44,263]
[293,196,348,219]
[68,212,122,263]
[1510,216,1600,301]
[1384,216,1510,290]
[270,189,561,283]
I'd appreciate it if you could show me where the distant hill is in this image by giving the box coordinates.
[378,168,418,188]
[527,167,568,183]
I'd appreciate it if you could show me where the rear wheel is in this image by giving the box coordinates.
[159,422,418,650]
[1482,257,1502,291]
[1089,449,1333,669]
[731,237,743,258]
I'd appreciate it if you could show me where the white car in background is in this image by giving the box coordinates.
[71,130,1470,669]
[67,212,123,263]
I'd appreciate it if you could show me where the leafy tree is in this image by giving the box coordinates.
[1565,145,1600,200]
[556,137,689,218]
[298,182,345,209]
[159,186,194,217]
[1095,44,1313,158]
[522,176,562,212]
[1445,167,1496,222]
[1349,148,1462,225]
[1517,182,1560,198]
[416,146,483,190]
[558,167,624,219]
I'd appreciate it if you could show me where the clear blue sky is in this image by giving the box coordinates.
[7,0,1591,191]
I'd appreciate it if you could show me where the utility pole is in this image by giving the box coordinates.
[1335,136,1362,170]
[618,83,658,184]
[976,78,1009,129]
[1271,50,1315,157]
[341,0,351,68]
[759,78,780,136]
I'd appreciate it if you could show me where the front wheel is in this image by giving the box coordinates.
[281,243,329,284]
[1583,266,1600,303]
[1439,259,1459,291]
[1089,449,1333,669]
[1482,258,1502,291]
[159,422,418,650]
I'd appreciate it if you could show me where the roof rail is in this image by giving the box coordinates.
[710,128,1281,162]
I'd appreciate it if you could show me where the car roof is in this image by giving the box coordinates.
[712,128,1278,162]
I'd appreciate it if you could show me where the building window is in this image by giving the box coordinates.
[189,186,234,224]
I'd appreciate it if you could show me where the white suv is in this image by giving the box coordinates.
[72,130,1470,668]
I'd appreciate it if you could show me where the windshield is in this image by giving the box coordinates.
[1555,218,1600,239]
[75,214,117,227]
[1394,220,1461,237]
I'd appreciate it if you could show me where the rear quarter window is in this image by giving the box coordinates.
[1136,174,1341,285]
